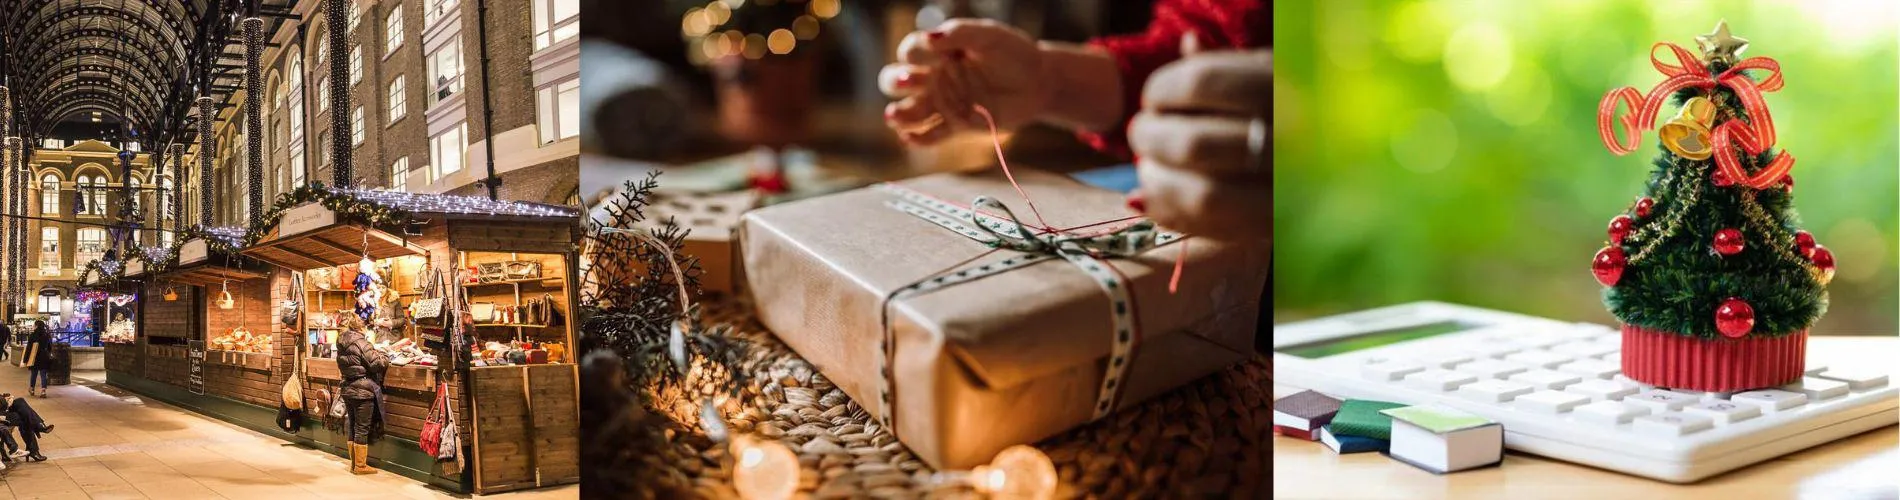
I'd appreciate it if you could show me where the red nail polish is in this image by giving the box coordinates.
[948,50,965,61]
[884,107,899,120]
[927,31,946,40]
[1126,194,1146,213]
[895,74,914,88]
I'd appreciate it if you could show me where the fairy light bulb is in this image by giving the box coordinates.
[730,435,798,500]
[968,445,1057,500]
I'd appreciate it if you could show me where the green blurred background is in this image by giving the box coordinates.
[1271,0,1899,335]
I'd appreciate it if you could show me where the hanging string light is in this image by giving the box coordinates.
[327,0,353,187]
[245,16,267,226]
[198,96,217,229]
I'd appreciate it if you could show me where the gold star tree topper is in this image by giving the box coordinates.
[1696,20,1749,65]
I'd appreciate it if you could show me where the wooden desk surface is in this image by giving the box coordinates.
[1272,336,1900,499]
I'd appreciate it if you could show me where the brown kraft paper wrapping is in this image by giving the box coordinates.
[740,169,1269,469]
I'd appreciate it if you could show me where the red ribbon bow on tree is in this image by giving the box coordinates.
[1598,42,1792,189]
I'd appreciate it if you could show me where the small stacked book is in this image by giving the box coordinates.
[1381,405,1504,474]
[1319,425,1388,454]
[1272,390,1342,441]
[1329,399,1409,440]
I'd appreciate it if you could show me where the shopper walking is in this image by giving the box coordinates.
[19,321,52,398]
[335,314,388,475]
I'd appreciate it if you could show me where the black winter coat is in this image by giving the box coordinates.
[335,330,388,400]
[24,328,53,371]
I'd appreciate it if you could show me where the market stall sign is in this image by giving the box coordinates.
[178,239,209,265]
[188,340,206,395]
[278,203,338,240]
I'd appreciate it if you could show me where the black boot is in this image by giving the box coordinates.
[38,425,51,434]
[26,453,45,462]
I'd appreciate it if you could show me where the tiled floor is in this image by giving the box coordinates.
[0,367,575,499]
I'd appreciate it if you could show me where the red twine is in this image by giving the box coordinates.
[1597,43,1793,190]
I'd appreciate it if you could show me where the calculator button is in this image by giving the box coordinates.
[1504,350,1574,368]
[1555,359,1621,380]
[1457,379,1535,403]
[1570,323,1618,339]
[1470,344,1523,359]
[1574,400,1647,425]
[1613,375,1654,391]
[1418,352,1474,369]
[1518,390,1590,413]
[1599,352,1622,364]
[1803,364,1829,376]
[1731,389,1808,411]
[1459,359,1530,379]
[1404,369,1478,392]
[1509,336,1567,349]
[1624,390,1701,412]
[1362,360,1425,381]
[1813,369,1889,391]
[1551,341,1618,359]
[1782,377,1851,401]
[1509,369,1583,390]
[1683,400,1761,425]
[1633,412,1714,437]
[1565,379,1638,401]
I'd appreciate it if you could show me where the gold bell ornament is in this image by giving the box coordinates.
[1658,96,1717,160]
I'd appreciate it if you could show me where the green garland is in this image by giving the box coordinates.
[245,182,416,246]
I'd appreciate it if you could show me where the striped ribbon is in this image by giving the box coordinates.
[873,183,1184,431]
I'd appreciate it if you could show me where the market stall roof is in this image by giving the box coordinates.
[242,188,580,270]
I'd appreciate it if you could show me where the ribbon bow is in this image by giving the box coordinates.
[1598,42,1793,189]
[875,184,1182,430]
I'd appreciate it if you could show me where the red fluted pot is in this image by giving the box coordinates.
[1621,325,1807,392]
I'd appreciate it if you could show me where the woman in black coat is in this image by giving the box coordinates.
[334,314,388,475]
[19,322,52,398]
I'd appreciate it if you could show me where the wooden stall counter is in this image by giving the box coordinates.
[467,364,579,494]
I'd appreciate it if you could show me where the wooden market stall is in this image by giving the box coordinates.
[242,188,581,494]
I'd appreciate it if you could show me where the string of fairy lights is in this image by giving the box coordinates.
[245,16,267,227]
[680,0,841,65]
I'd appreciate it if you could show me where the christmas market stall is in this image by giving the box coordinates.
[102,228,294,433]
[242,186,582,494]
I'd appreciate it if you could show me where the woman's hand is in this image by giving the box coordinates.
[880,19,1052,145]
[1131,43,1271,241]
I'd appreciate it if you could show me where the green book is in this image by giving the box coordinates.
[1329,399,1408,440]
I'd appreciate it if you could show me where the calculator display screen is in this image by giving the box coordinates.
[1278,320,1478,359]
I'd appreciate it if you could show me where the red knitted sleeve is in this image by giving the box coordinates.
[1079,0,1269,159]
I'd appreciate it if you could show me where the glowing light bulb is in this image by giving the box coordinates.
[969,445,1057,500]
[731,435,798,500]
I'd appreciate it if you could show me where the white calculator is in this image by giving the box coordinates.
[1273,301,1897,483]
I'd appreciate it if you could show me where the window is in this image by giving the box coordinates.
[160,230,174,249]
[425,0,459,27]
[40,175,59,214]
[348,1,362,31]
[76,228,106,267]
[350,45,363,85]
[533,0,580,50]
[318,77,330,112]
[39,228,60,275]
[318,132,332,166]
[537,78,580,144]
[427,37,463,106]
[352,107,366,145]
[386,6,405,54]
[74,175,105,216]
[431,124,466,178]
[289,55,307,188]
[37,291,60,315]
[388,76,407,122]
[41,139,63,149]
[390,157,409,191]
[316,36,327,67]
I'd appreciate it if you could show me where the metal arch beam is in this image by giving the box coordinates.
[14,29,184,87]
[7,3,191,68]
[41,94,155,129]
[1,0,199,50]
[32,78,166,122]
[22,60,170,110]
[14,28,182,81]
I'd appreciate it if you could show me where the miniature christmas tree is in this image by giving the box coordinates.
[1592,22,1832,391]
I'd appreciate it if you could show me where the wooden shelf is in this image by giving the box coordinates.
[473,323,551,328]
[309,289,357,294]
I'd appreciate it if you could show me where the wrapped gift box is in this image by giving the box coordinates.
[634,189,761,293]
[739,169,1269,469]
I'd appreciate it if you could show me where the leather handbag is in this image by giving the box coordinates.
[471,302,495,323]
[503,260,541,280]
[477,263,506,283]
[308,268,338,290]
[420,381,449,456]
[412,269,446,327]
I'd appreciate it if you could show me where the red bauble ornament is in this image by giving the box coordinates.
[1812,245,1836,285]
[1781,175,1795,194]
[1715,298,1755,338]
[748,169,789,194]
[1712,228,1745,255]
[1634,197,1655,218]
[1712,170,1734,187]
[1794,231,1817,259]
[1608,215,1634,244]
[1592,247,1626,286]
